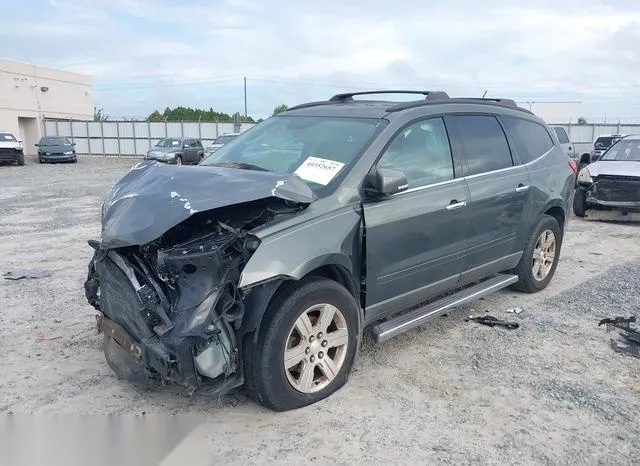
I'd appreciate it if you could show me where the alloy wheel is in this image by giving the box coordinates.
[532,229,556,281]
[284,303,349,393]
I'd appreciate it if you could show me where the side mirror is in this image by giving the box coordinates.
[366,168,409,197]
[34,143,39,147]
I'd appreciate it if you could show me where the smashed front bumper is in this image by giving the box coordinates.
[84,230,245,393]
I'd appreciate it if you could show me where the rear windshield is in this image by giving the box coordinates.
[594,136,620,148]
[601,140,640,162]
[553,127,570,144]
[0,133,17,141]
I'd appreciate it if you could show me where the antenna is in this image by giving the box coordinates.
[482,90,488,98]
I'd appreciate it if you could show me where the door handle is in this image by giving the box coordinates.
[446,200,466,211]
[515,184,530,193]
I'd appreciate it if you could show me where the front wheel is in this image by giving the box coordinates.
[244,278,360,411]
[573,189,586,217]
[175,155,183,165]
[512,215,562,293]
[17,154,25,166]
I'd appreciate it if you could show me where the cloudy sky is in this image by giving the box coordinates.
[3,0,640,119]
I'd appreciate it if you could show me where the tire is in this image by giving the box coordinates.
[17,153,25,166]
[573,189,586,217]
[512,215,563,293]
[175,155,183,165]
[244,277,360,411]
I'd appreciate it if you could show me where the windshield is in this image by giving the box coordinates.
[156,138,182,148]
[594,136,620,149]
[0,133,17,142]
[214,135,238,145]
[41,137,71,145]
[601,140,640,162]
[201,115,382,193]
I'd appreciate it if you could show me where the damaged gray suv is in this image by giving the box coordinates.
[84,90,575,411]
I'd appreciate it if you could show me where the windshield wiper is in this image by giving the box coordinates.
[208,161,270,172]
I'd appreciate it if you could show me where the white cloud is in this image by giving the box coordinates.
[3,0,640,118]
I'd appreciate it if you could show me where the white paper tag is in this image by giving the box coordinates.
[294,156,345,186]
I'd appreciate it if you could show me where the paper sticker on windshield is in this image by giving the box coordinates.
[3,135,13,140]
[294,157,345,186]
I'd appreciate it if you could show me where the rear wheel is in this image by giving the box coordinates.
[512,215,562,293]
[244,278,360,411]
[573,189,586,217]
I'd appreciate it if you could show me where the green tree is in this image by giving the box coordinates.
[577,116,588,125]
[93,106,108,121]
[272,104,288,115]
[146,106,256,123]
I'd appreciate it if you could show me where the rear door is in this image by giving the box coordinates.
[187,139,198,162]
[446,114,531,280]
[363,117,470,321]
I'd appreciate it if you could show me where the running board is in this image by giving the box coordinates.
[372,274,519,343]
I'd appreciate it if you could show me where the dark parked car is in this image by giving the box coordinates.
[36,136,77,163]
[145,137,204,165]
[0,131,25,166]
[84,90,575,411]
[574,134,640,220]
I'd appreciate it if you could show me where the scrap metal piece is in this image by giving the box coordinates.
[466,315,519,330]
[598,316,640,359]
[4,270,52,280]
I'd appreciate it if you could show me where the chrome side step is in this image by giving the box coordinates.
[372,274,519,343]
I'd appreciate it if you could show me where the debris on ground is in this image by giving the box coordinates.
[4,270,52,280]
[505,307,524,314]
[598,316,640,358]
[465,315,520,329]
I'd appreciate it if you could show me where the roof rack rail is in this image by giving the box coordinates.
[329,90,450,102]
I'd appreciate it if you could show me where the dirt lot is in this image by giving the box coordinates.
[1,156,639,465]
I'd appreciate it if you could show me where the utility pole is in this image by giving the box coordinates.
[243,76,247,118]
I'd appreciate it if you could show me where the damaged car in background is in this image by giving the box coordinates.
[574,134,640,221]
[84,90,574,411]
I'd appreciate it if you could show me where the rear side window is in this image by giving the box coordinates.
[196,140,203,147]
[553,127,570,144]
[502,117,555,164]
[449,115,513,176]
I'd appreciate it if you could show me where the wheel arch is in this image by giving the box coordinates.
[239,256,362,342]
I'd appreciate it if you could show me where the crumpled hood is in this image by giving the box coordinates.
[100,160,316,248]
[588,160,640,178]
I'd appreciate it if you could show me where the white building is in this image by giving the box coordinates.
[0,59,93,154]
[516,101,582,124]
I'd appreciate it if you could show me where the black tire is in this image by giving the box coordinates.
[573,189,586,217]
[17,153,25,166]
[38,157,44,163]
[512,215,563,293]
[243,277,360,411]
[175,155,183,165]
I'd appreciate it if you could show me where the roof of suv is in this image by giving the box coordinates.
[283,90,535,119]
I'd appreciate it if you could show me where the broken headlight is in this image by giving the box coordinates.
[577,167,592,184]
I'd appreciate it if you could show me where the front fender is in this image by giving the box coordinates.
[239,205,363,289]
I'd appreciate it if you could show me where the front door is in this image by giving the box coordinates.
[363,117,469,322]
[445,114,531,278]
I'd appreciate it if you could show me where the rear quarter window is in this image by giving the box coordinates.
[502,117,555,164]
[553,127,570,144]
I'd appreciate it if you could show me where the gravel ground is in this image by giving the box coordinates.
[1,156,640,465]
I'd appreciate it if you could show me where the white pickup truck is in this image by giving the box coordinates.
[550,126,576,160]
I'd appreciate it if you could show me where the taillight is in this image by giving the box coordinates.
[568,160,577,174]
